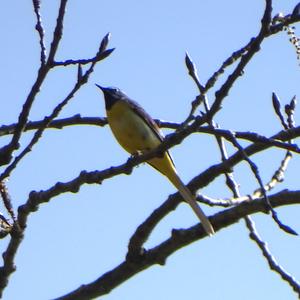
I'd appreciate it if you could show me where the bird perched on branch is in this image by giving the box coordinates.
[96,85,214,236]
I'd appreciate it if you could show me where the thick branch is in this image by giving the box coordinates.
[55,190,300,300]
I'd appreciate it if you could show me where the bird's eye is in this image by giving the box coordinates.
[109,87,119,93]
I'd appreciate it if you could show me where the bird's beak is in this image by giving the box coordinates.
[95,84,110,94]
[95,84,105,92]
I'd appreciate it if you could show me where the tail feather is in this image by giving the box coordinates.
[169,172,215,236]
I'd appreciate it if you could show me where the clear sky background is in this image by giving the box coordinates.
[1,1,300,299]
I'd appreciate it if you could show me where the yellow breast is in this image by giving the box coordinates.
[107,100,161,154]
[106,99,177,178]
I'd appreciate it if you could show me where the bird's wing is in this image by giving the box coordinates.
[125,97,175,165]
[126,98,164,141]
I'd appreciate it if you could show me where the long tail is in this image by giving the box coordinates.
[169,172,215,236]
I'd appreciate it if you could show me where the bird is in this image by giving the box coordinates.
[96,85,214,236]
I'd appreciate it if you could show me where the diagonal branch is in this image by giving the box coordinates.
[55,190,300,300]
[0,0,68,167]
[207,0,273,122]
[245,216,300,297]
[0,36,114,183]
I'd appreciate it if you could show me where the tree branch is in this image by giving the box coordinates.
[55,190,300,300]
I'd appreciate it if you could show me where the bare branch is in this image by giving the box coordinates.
[213,151,293,205]
[245,216,300,296]
[272,92,289,129]
[0,115,107,136]
[47,0,68,65]
[0,1,299,298]
[184,34,299,295]
[0,34,110,182]
[55,190,300,300]
[0,182,16,225]
[32,0,47,65]
[53,48,115,67]
[0,0,69,167]
[207,1,272,122]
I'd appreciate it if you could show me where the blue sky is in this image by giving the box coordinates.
[1,1,300,299]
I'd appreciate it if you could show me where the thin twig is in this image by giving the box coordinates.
[0,182,14,227]
[0,182,16,226]
[0,0,68,167]
[0,35,114,182]
[53,48,115,67]
[222,130,297,235]
[208,151,293,205]
[245,216,300,297]
[32,0,47,65]
[207,0,273,123]
[272,92,289,129]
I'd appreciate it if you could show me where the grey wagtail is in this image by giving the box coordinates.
[96,85,214,236]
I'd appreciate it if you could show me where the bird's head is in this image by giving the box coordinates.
[95,84,127,110]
